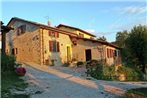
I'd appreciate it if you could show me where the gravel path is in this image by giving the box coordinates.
[20,62,147,98]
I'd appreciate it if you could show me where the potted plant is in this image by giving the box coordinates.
[15,63,26,76]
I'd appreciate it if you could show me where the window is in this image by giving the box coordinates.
[107,48,114,58]
[49,40,60,52]
[48,30,59,38]
[17,25,26,35]
[114,50,117,56]
[79,33,84,38]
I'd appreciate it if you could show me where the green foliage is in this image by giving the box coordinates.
[1,71,28,98]
[86,60,142,81]
[115,30,129,48]
[96,36,107,41]
[103,65,117,80]
[126,25,147,73]
[50,59,55,66]
[117,66,141,81]
[126,88,147,97]
[1,54,16,72]
[77,61,84,67]
[114,25,147,74]
[62,62,70,67]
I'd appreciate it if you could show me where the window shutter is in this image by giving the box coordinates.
[57,32,59,38]
[57,42,60,52]
[49,41,53,52]
[107,48,109,58]
[110,49,112,58]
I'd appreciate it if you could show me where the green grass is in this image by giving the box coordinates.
[126,88,147,97]
[1,71,28,98]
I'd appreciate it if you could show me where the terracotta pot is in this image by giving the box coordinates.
[16,67,26,76]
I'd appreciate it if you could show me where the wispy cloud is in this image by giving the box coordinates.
[121,6,147,15]
[109,5,147,32]
[85,29,95,33]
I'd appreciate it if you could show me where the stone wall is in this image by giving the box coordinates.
[41,29,73,66]
[72,39,103,62]
[6,21,41,64]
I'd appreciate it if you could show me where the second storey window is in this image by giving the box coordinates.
[48,30,59,38]
[49,40,60,52]
[17,25,26,35]
[79,33,84,38]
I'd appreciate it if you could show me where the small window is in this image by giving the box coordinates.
[79,33,84,38]
[48,30,59,38]
[49,40,60,52]
[17,25,26,35]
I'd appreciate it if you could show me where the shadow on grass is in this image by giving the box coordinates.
[1,71,29,98]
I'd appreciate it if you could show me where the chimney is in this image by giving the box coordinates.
[48,20,51,26]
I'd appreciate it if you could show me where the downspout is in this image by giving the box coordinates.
[42,29,44,65]
[40,28,44,65]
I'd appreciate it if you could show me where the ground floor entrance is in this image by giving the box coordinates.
[85,49,92,61]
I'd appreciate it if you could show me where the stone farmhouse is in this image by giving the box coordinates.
[6,17,121,66]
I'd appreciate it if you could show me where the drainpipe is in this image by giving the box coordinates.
[42,29,44,65]
[40,28,44,65]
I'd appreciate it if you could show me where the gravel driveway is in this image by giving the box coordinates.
[20,62,147,98]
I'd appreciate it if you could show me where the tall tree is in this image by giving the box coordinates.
[126,25,147,73]
[115,30,129,48]
[97,36,107,41]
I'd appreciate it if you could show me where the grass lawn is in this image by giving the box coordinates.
[1,71,28,98]
[126,88,147,97]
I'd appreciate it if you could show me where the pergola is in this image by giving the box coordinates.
[1,21,13,54]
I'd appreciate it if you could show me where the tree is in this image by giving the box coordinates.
[115,30,129,48]
[97,36,107,41]
[126,25,147,74]
[114,31,129,63]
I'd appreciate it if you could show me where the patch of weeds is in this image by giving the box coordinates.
[126,87,147,97]
[1,71,28,98]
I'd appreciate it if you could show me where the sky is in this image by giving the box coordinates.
[0,0,147,42]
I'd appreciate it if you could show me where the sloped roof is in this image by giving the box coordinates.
[57,24,96,37]
[7,17,120,49]
[70,36,120,49]
[7,17,77,36]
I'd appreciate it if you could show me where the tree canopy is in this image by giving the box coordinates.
[96,36,107,41]
[115,25,147,74]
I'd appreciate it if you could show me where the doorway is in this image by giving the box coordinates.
[67,46,71,62]
[85,49,92,61]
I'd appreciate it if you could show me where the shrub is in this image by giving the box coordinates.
[85,59,142,81]
[62,62,70,67]
[1,54,16,72]
[77,61,84,67]
[117,66,141,81]
[103,65,117,80]
[50,59,55,66]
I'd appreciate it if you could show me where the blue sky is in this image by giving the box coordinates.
[1,0,147,42]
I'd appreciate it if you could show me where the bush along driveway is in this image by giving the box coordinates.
[1,54,29,98]
[1,71,29,98]
[18,62,147,98]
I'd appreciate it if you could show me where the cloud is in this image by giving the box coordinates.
[109,5,147,32]
[120,6,147,15]
[85,29,95,33]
